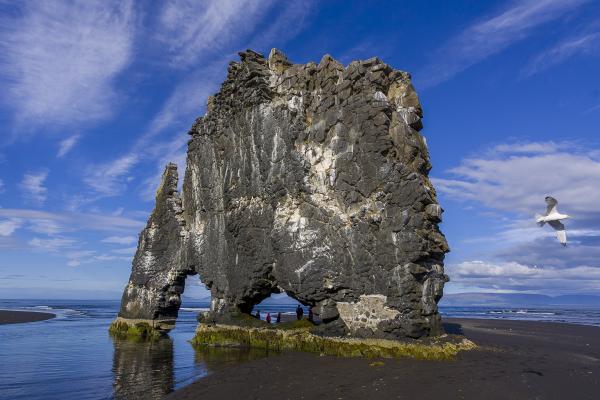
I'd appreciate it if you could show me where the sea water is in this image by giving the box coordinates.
[440,306,600,326]
[1,299,599,400]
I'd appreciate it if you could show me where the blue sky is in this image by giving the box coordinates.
[1,0,599,299]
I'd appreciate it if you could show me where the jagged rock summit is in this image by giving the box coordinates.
[115,49,449,339]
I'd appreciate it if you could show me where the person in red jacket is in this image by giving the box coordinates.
[266,313,271,323]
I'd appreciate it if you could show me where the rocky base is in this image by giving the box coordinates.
[191,324,476,361]
[109,317,169,340]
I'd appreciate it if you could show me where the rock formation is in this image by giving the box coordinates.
[115,49,449,339]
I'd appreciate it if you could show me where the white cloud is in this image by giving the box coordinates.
[29,237,77,252]
[19,170,49,205]
[0,1,135,128]
[157,0,272,68]
[0,218,22,236]
[448,260,600,293]
[0,178,4,193]
[64,249,131,267]
[246,1,314,51]
[111,246,137,255]
[102,236,137,245]
[94,254,131,262]
[434,142,600,215]
[28,219,64,235]
[491,141,565,154]
[57,134,81,157]
[83,154,138,195]
[64,249,96,267]
[522,31,600,77]
[0,208,143,233]
[417,0,590,88]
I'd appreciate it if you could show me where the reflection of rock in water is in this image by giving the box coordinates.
[112,337,174,400]
[194,346,272,372]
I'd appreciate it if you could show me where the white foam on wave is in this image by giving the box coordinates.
[488,310,556,315]
[26,306,87,319]
[180,307,210,312]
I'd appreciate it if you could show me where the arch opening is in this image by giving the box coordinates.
[250,292,317,325]
[174,274,211,329]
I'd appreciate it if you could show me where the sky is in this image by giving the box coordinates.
[1,0,599,300]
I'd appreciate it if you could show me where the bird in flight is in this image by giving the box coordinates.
[536,196,570,246]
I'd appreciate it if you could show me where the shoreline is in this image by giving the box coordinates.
[170,318,600,400]
[0,309,56,325]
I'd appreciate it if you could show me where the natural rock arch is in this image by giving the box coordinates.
[115,49,449,339]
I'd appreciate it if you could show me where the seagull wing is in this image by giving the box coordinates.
[548,220,567,246]
[545,197,558,215]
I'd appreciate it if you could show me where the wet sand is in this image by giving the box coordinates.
[0,310,56,325]
[170,318,600,400]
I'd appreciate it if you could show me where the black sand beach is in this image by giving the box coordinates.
[170,318,600,400]
[0,310,55,325]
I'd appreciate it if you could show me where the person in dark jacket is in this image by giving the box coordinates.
[308,307,314,322]
[276,312,281,323]
[296,305,304,320]
[255,310,260,319]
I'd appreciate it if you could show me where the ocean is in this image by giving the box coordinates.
[1,299,599,400]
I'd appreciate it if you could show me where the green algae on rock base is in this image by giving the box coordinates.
[191,324,476,361]
[109,320,164,341]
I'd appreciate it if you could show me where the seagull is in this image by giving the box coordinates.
[536,196,570,246]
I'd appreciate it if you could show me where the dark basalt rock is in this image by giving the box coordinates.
[115,49,449,339]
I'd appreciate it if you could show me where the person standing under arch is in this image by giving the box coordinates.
[295,305,304,320]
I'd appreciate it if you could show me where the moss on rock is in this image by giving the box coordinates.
[191,324,476,361]
[109,320,164,341]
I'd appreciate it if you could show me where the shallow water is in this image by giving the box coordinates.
[0,299,273,400]
[1,300,599,400]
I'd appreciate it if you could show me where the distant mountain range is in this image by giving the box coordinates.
[440,293,600,307]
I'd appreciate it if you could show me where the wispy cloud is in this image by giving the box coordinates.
[28,219,64,235]
[102,235,137,245]
[64,248,131,267]
[111,246,137,255]
[0,1,135,129]
[434,141,600,215]
[83,154,138,195]
[246,1,314,51]
[522,31,600,77]
[29,237,77,252]
[19,170,49,205]
[57,134,81,158]
[417,0,590,88]
[583,102,600,115]
[0,208,143,233]
[157,0,272,68]
[0,218,22,237]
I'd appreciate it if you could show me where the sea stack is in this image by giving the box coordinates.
[114,49,449,339]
